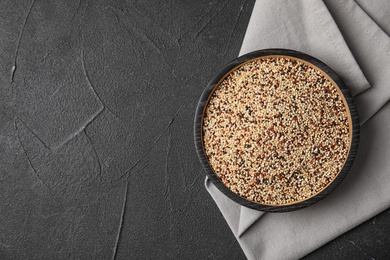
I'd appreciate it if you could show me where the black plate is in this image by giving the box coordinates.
[194,49,360,212]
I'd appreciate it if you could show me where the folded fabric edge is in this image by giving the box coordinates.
[238,0,370,96]
[238,206,265,237]
[354,0,390,37]
[323,0,390,125]
[204,177,266,238]
[204,177,241,237]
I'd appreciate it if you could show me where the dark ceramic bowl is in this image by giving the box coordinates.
[194,49,359,212]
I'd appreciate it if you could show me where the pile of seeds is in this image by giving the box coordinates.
[202,56,351,205]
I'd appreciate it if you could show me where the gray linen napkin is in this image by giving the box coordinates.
[205,0,390,259]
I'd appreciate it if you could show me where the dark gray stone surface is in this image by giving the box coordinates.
[0,0,389,259]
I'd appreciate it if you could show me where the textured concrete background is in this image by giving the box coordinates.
[0,0,389,259]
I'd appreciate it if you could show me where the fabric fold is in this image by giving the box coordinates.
[237,206,265,237]
[355,0,390,37]
[239,0,369,96]
[323,0,390,124]
[205,178,241,237]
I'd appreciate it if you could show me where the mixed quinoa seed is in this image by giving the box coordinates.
[202,56,351,205]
